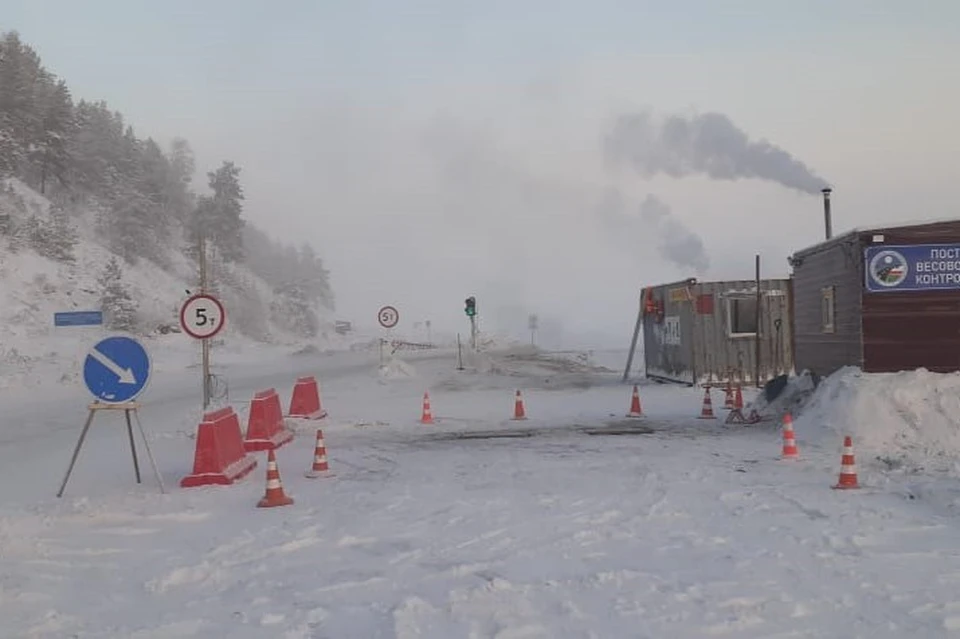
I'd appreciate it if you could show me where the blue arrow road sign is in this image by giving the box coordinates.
[82,335,152,404]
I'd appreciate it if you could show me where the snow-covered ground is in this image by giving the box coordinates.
[5,345,960,638]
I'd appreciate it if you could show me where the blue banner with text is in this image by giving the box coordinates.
[864,244,960,293]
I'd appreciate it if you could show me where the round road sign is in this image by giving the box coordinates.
[180,293,226,339]
[378,305,399,329]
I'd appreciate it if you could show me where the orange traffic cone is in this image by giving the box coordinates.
[305,429,332,478]
[420,391,435,424]
[832,436,860,489]
[781,413,799,459]
[723,382,735,410]
[257,449,294,508]
[512,390,527,420]
[627,385,643,418]
[697,387,716,419]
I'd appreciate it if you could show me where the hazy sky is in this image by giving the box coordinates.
[4,1,959,347]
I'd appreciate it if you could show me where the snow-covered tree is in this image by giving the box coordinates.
[204,161,244,262]
[97,256,139,332]
[32,79,73,194]
[270,283,319,338]
[46,204,77,261]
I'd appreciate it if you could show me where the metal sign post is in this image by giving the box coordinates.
[528,314,538,347]
[377,306,400,367]
[179,292,226,409]
[58,335,165,497]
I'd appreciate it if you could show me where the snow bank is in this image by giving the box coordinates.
[794,366,960,474]
[379,357,418,380]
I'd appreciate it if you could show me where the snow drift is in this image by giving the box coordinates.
[794,366,960,474]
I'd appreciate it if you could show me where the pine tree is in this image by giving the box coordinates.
[205,161,244,262]
[98,256,139,331]
[167,137,195,221]
[47,204,77,261]
[270,283,319,338]
[33,79,73,194]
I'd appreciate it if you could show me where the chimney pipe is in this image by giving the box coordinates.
[822,187,833,240]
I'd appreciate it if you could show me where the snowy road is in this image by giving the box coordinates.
[4,347,960,637]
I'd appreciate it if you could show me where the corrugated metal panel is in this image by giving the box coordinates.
[862,291,960,372]
[860,222,960,373]
[689,280,794,385]
[789,235,864,377]
[642,282,696,384]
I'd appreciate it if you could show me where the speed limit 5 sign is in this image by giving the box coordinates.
[179,293,226,339]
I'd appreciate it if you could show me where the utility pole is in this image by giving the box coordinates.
[198,229,211,409]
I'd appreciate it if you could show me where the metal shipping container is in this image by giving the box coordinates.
[641,278,794,386]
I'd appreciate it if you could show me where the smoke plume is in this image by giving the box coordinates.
[595,188,710,275]
[603,110,829,195]
[639,194,710,274]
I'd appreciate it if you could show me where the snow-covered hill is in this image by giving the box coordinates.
[0,179,350,388]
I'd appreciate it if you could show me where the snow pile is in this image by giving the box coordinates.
[748,371,818,422]
[378,357,418,380]
[794,366,960,474]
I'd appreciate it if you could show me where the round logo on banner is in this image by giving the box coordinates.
[868,249,908,288]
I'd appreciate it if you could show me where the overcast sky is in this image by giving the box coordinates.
[4,1,959,347]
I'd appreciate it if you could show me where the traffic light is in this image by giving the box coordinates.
[464,296,477,317]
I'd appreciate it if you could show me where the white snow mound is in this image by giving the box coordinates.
[378,357,417,380]
[795,366,960,473]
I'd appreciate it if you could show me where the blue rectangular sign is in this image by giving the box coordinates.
[54,311,104,327]
[865,244,960,293]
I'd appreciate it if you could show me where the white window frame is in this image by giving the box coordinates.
[821,285,836,334]
[726,295,759,338]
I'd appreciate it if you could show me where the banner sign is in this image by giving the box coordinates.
[865,243,960,292]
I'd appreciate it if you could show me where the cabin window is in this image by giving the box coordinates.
[821,286,836,333]
[727,297,758,336]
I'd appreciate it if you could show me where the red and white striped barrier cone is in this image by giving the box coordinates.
[832,436,860,489]
[781,413,799,459]
[697,387,716,419]
[305,429,333,478]
[626,385,644,418]
[723,382,735,410]
[512,390,527,420]
[420,391,435,425]
[257,449,294,508]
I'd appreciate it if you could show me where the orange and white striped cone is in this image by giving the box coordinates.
[305,429,333,478]
[420,391,435,425]
[781,413,799,459]
[697,387,716,419]
[832,435,860,489]
[257,449,294,507]
[626,384,644,418]
[723,382,735,410]
[512,390,528,420]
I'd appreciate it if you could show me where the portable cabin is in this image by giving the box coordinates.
[789,218,960,378]
[641,278,794,385]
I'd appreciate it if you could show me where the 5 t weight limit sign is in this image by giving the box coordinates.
[180,293,226,339]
